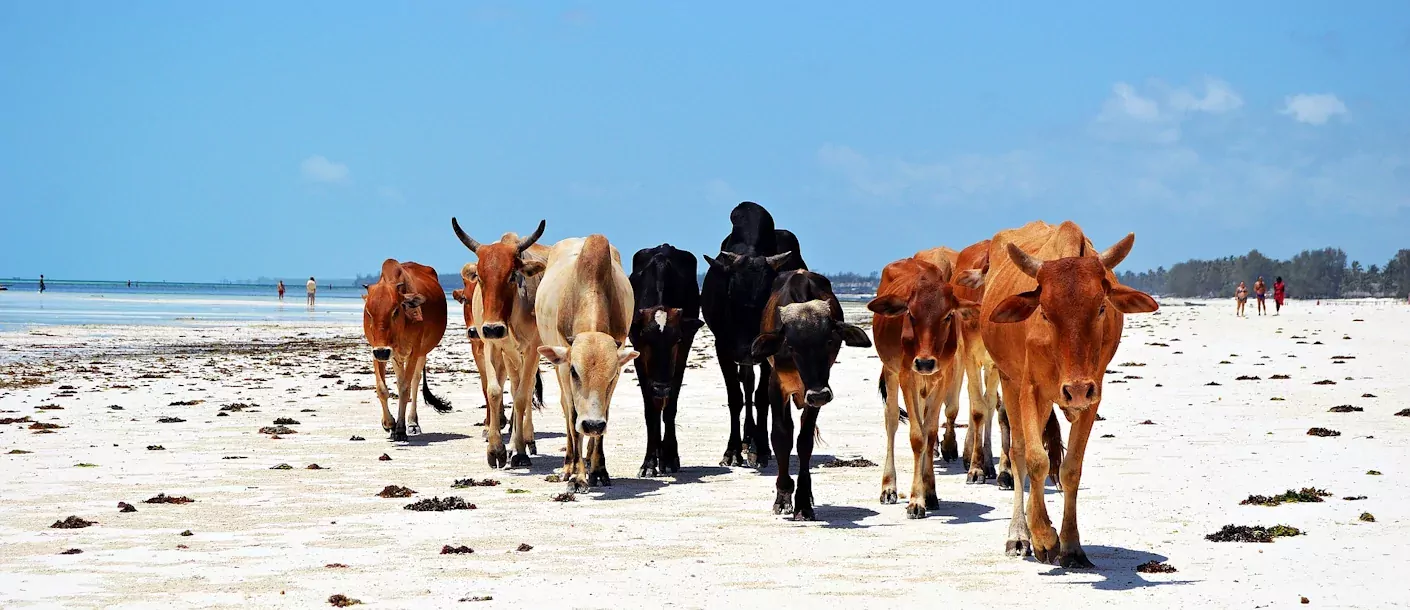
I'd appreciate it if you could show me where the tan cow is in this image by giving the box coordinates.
[980,221,1157,567]
[452,218,549,469]
[361,259,450,441]
[868,255,976,518]
[535,234,637,492]
[942,240,1009,485]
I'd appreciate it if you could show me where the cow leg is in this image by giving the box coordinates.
[1056,406,1097,568]
[1021,385,1060,564]
[374,359,394,432]
[768,377,795,515]
[557,365,589,493]
[521,365,540,456]
[508,349,536,468]
[964,356,992,483]
[996,391,1014,490]
[663,336,691,473]
[717,346,745,467]
[482,349,510,468]
[792,404,820,521]
[983,359,1003,482]
[903,376,932,519]
[405,353,425,436]
[749,360,772,469]
[390,355,411,442]
[940,364,961,463]
[998,373,1031,556]
[639,381,663,477]
[879,371,901,504]
[588,434,611,487]
[739,364,757,463]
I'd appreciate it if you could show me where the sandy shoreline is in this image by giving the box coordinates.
[2,299,1408,608]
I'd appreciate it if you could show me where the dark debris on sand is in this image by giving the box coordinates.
[147,445,166,450]
[328,594,363,607]
[118,502,137,512]
[51,516,95,529]
[1395,409,1410,417]
[404,496,474,511]
[1206,524,1303,543]
[452,478,501,488]
[1136,560,1177,573]
[144,493,194,505]
[59,548,83,555]
[258,425,297,435]
[517,543,533,552]
[1235,375,1261,381]
[820,457,877,468]
[168,400,204,406]
[440,544,475,555]
[156,417,185,424]
[377,485,416,498]
[552,493,577,503]
[1313,380,1337,385]
[1241,488,1330,506]
[1307,427,1341,437]
[1359,512,1376,522]
[1270,374,1291,380]
[179,530,193,536]
[1328,405,1362,413]
[378,453,391,461]
[1343,495,1367,501]
[273,417,301,425]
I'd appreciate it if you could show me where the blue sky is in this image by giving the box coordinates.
[2,2,1408,282]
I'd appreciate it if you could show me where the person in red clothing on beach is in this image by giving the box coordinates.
[1273,276,1286,315]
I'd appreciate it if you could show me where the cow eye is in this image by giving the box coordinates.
[570,367,580,383]
[1099,303,1107,316]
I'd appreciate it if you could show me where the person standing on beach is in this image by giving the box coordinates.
[277,280,285,301]
[38,275,46,293]
[306,277,317,308]
[1273,276,1286,315]
[1254,276,1268,316]
[1235,281,1248,317]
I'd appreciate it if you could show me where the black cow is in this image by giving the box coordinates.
[629,244,704,477]
[750,270,871,520]
[701,201,808,469]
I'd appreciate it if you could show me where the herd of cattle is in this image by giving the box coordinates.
[360,201,1158,567]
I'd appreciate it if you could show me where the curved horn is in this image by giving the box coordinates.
[1100,233,1136,270]
[764,251,792,270]
[517,220,547,254]
[451,217,480,253]
[715,251,741,266]
[1006,243,1043,279]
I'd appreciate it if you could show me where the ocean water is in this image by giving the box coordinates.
[0,281,367,330]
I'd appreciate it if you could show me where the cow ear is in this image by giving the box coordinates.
[683,318,705,335]
[939,320,960,361]
[866,295,908,317]
[954,297,980,320]
[1108,284,1158,314]
[402,293,426,308]
[955,269,985,290]
[617,347,640,366]
[990,289,1041,323]
[451,289,465,304]
[520,260,546,276]
[750,332,784,360]
[837,323,872,348]
[361,283,371,291]
[538,345,570,365]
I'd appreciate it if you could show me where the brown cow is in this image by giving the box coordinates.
[361,259,450,441]
[452,218,549,469]
[980,221,1157,567]
[535,235,637,491]
[868,255,977,518]
[453,268,545,435]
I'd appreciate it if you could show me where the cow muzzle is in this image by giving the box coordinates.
[1060,379,1098,409]
[372,347,392,362]
[480,323,508,340]
[804,386,833,407]
[579,418,607,436]
[913,357,937,374]
[649,381,672,400]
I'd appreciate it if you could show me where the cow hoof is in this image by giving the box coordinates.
[1034,544,1060,565]
[966,469,988,484]
[566,478,590,494]
[925,493,940,510]
[880,489,898,504]
[906,503,927,519]
[639,464,659,478]
[773,493,793,515]
[487,447,508,469]
[790,508,815,522]
[382,422,395,432]
[1005,539,1032,557]
[588,470,612,487]
[406,423,422,436]
[509,453,532,468]
[961,457,971,470]
[390,430,408,442]
[1058,548,1095,569]
[720,451,745,468]
[526,442,538,456]
[663,456,681,473]
[940,440,959,463]
[996,472,1015,490]
[755,453,771,469]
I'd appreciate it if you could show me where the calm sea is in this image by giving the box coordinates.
[0,280,368,330]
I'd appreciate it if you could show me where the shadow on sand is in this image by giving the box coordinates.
[1045,546,1199,591]
[399,432,472,446]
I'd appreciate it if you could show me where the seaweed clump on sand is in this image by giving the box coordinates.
[1307,428,1341,437]
[1136,560,1177,573]
[1395,409,1410,417]
[258,425,297,435]
[820,457,877,468]
[1240,488,1330,506]
[144,493,194,505]
[156,417,186,424]
[1359,513,1375,522]
[273,418,301,425]
[1206,524,1303,543]
[404,496,474,511]
[551,493,577,503]
[51,516,95,529]
[377,485,416,498]
[328,594,363,607]
[452,478,501,488]
[1328,405,1362,413]
[440,544,474,555]
[118,502,137,513]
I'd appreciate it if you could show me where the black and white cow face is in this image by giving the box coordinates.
[750,300,871,407]
[630,306,704,403]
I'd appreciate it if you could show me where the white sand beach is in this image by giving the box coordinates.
[2,299,1408,609]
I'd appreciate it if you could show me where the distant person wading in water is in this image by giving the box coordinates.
[277,280,285,301]
[306,277,317,308]
[38,275,46,293]
[1273,277,1286,315]
[1235,281,1248,317]
[1254,276,1267,316]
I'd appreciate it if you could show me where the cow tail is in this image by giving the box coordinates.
[532,371,544,411]
[878,376,908,422]
[1043,409,1064,486]
[422,369,453,414]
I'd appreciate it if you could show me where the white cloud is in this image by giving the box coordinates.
[1280,93,1348,125]
[1169,78,1244,114]
[1094,78,1243,144]
[1103,83,1163,122]
[300,155,350,184]
[818,144,1043,204]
